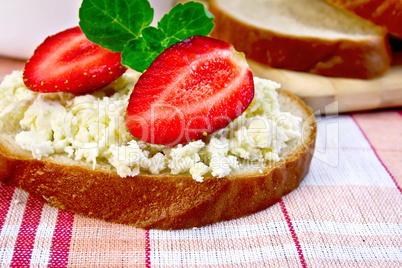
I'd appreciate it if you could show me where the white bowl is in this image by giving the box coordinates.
[0,0,173,59]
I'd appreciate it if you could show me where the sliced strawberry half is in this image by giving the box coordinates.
[23,26,126,93]
[125,35,254,146]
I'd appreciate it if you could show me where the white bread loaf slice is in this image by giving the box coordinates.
[209,0,392,79]
[0,85,316,230]
[323,0,402,38]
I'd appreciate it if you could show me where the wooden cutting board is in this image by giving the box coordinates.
[248,60,402,114]
[0,57,25,81]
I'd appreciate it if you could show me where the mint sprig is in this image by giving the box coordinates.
[79,0,214,72]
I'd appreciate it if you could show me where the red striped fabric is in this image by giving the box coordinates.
[0,184,14,232]
[145,230,151,268]
[9,196,44,267]
[0,110,401,267]
[48,210,74,267]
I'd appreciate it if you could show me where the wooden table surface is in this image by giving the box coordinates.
[0,56,26,81]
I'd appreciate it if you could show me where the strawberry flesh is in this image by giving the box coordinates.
[23,26,126,93]
[125,35,254,146]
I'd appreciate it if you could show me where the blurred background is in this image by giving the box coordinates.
[0,0,175,59]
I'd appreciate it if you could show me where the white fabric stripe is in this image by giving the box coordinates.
[305,148,395,186]
[302,244,402,260]
[35,225,59,238]
[30,249,51,266]
[151,221,289,240]
[33,205,58,238]
[0,248,14,265]
[30,204,58,265]
[0,189,29,265]
[150,220,402,241]
[303,116,395,187]
[65,252,147,265]
[293,221,402,236]
[149,244,402,266]
[150,244,299,265]
[314,115,371,149]
[311,115,341,168]
[0,225,22,237]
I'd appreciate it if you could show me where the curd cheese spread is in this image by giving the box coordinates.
[0,71,302,181]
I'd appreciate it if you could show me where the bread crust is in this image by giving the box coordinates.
[0,90,316,230]
[209,0,392,79]
[324,0,402,38]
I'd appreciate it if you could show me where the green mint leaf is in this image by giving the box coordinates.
[158,2,214,47]
[121,37,162,73]
[122,26,167,72]
[142,26,167,51]
[79,0,153,52]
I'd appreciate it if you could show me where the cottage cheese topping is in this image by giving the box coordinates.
[0,71,302,181]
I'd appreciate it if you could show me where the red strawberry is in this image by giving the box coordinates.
[23,26,126,93]
[125,35,254,146]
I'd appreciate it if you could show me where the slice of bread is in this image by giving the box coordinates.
[323,0,402,38]
[209,0,392,79]
[0,88,316,230]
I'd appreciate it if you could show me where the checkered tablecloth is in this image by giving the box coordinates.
[1,110,401,267]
